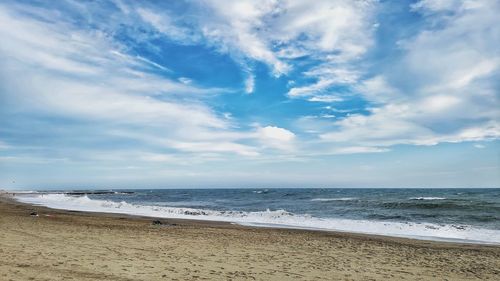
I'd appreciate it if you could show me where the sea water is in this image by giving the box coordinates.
[14,188,500,244]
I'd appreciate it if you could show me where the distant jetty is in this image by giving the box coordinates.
[64,191,134,195]
[7,190,135,196]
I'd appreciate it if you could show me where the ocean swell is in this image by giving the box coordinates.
[409,197,446,200]
[15,193,500,245]
[311,197,357,202]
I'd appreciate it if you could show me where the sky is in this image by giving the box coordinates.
[0,0,499,189]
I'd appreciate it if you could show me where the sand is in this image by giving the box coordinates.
[0,194,499,281]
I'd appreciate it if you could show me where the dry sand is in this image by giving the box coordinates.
[1,194,499,281]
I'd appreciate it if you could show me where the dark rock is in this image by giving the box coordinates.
[30,212,38,217]
[152,220,177,227]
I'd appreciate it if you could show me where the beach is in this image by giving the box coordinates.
[1,194,499,281]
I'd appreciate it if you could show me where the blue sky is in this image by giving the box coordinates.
[0,0,499,189]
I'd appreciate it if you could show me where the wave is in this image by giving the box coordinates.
[253,189,269,194]
[409,197,446,200]
[381,201,500,213]
[311,197,357,202]
[15,194,500,245]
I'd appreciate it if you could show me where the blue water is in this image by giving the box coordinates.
[16,188,500,244]
[82,188,500,229]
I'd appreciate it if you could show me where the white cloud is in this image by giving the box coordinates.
[1,0,498,163]
[355,75,401,104]
[128,1,376,97]
[0,4,293,160]
[420,95,461,112]
[178,77,193,85]
[288,78,335,98]
[308,96,343,103]
[244,74,255,94]
[271,1,375,59]
[288,65,361,100]
[410,0,463,13]
[316,0,500,150]
[0,6,225,129]
[257,126,296,151]
[287,67,360,100]
[136,8,199,43]
[320,104,435,146]
[321,102,500,148]
[281,0,376,100]
[198,0,289,76]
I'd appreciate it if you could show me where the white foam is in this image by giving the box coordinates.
[15,194,500,245]
[253,189,269,194]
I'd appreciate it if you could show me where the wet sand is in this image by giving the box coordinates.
[1,194,499,280]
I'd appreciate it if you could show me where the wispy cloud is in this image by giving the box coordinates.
[0,3,295,163]
[318,0,500,149]
[0,0,498,187]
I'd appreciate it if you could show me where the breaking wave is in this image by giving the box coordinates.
[14,193,500,245]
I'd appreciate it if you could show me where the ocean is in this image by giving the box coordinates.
[14,188,500,244]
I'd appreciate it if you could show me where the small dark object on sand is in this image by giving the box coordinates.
[152,220,177,226]
[30,212,38,217]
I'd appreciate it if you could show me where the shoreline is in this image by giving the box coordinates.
[3,192,500,249]
[1,193,499,280]
[6,191,500,246]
